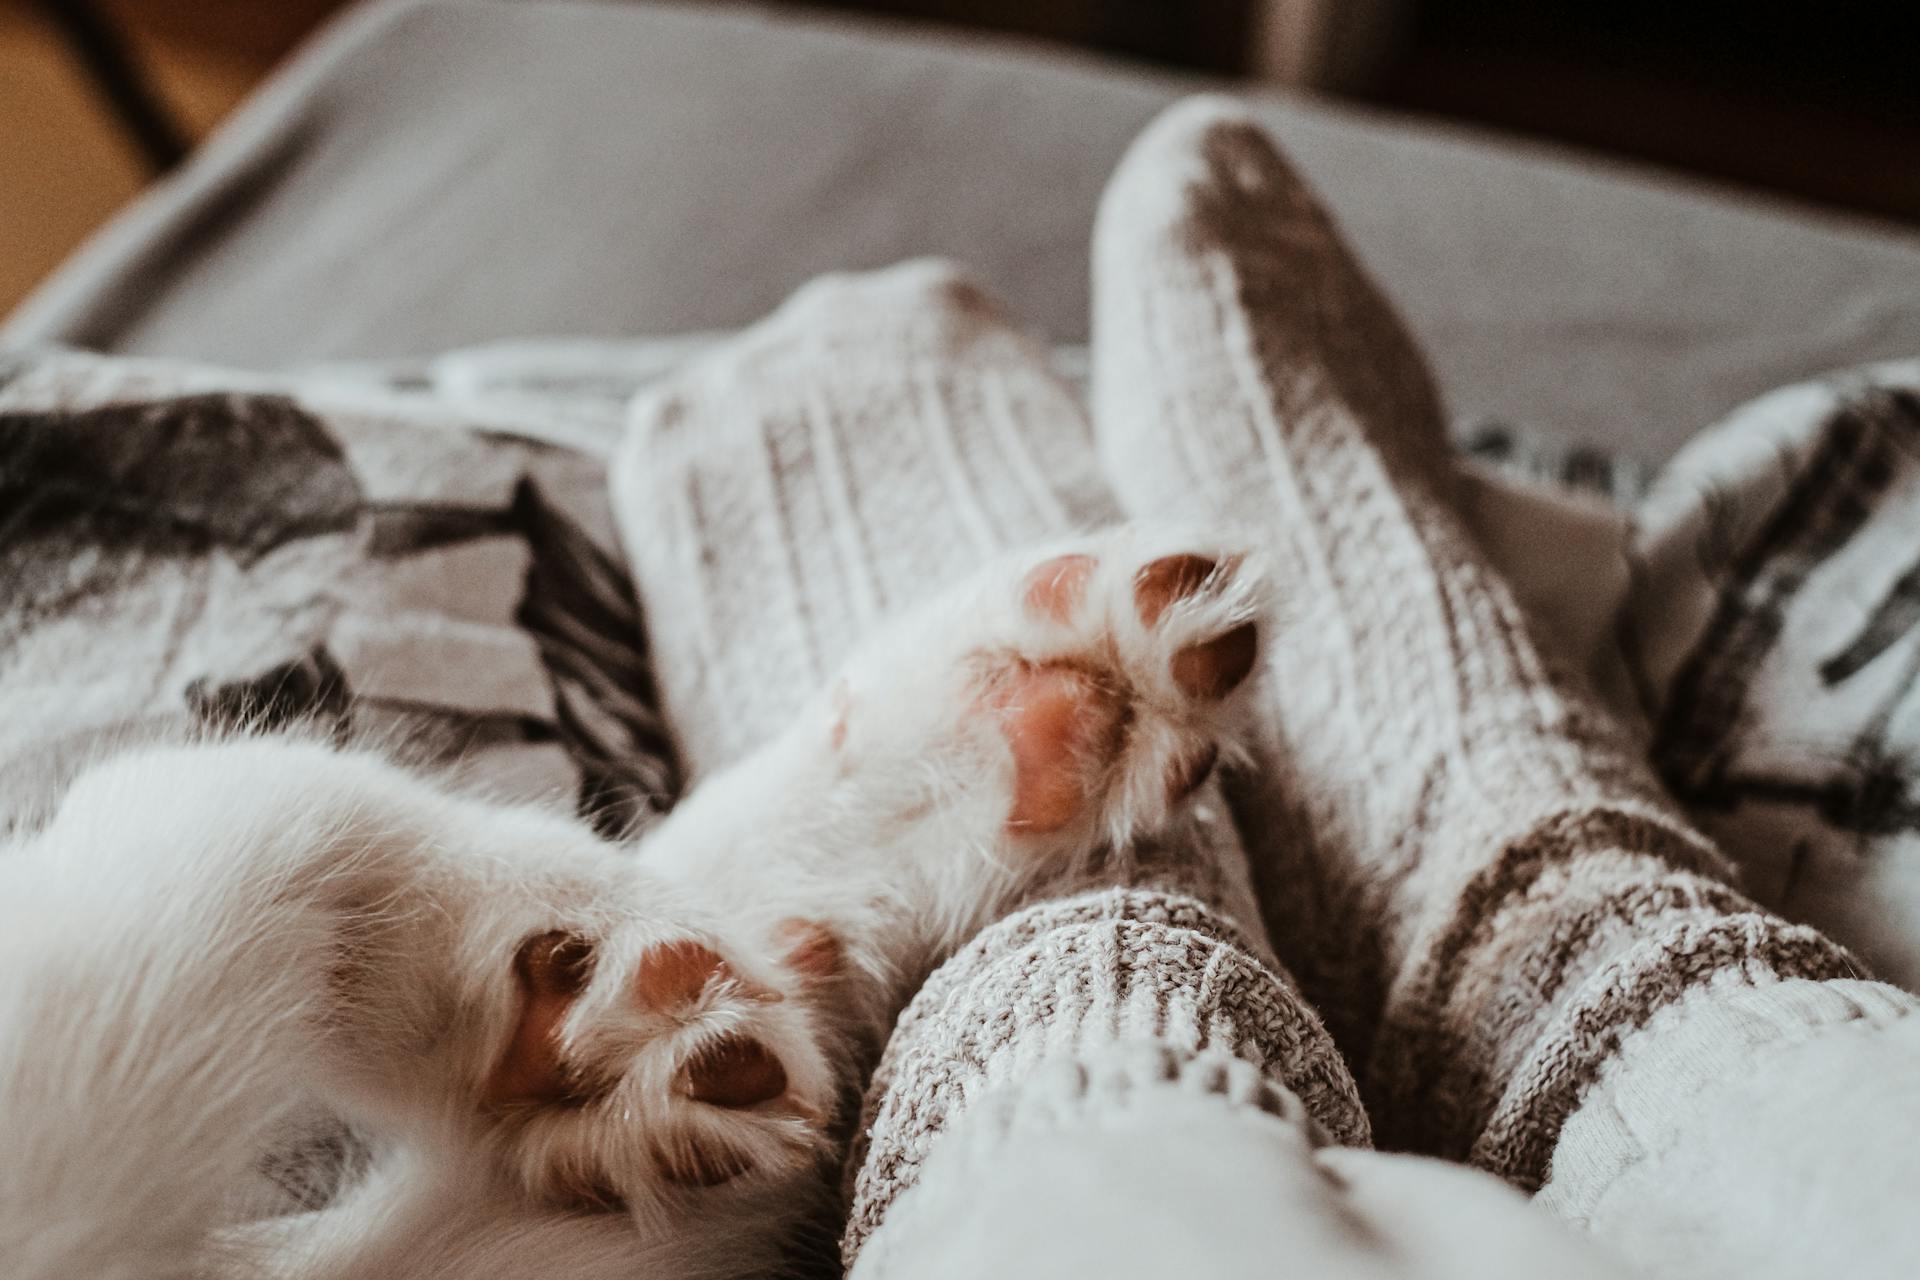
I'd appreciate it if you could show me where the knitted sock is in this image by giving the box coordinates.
[612,261,1316,970]
[1088,96,1869,1184]
[608,264,1367,1272]
[611,256,1350,965]
[842,832,1368,1272]
[611,260,1112,780]
[852,1047,1634,1280]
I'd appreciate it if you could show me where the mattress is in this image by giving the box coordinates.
[8,0,1920,461]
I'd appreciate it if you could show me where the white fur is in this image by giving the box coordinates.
[0,525,1264,1278]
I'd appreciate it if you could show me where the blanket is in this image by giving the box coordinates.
[2,342,1916,997]
[0,348,680,845]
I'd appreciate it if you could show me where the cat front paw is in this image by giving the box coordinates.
[824,526,1266,858]
[986,532,1263,847]
[1001,539,1260,833]
[478,913,843,1211]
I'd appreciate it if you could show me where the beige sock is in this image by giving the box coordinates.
[1089,97,1868,1187]
[612,260,1112,780]
[611,260,1303,972]
[842,844,1368,1273]
[606,265,1367,1273]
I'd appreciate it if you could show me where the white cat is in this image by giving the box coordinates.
[0,527,1266,1280]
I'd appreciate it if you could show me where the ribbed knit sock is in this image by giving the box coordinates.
[611,260,1113,780]
[1088,96,1878,1191]
[852,1041,1639,1280]
[841,829,1368,1272]
[607,262,1367,1271]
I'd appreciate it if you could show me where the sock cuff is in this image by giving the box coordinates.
[903,882,1272,1010]
[1470,913,1862,1187]
[844,1039,1328,1275]
[841,885,1367,1261]
[1537,975,1920,1226]
[1372,805,1743,1149]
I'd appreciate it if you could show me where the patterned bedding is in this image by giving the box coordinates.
[0,348,679,845]
[3,341,1916,1000]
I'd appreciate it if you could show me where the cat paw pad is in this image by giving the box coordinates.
[989,532,1265,844]
[481,919,839,1210]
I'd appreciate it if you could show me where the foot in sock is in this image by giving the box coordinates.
[609,265,1362,1276]
[1089,96,1862,1187]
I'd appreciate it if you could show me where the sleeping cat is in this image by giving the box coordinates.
[0,526,1266,1280]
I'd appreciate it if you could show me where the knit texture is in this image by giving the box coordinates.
[1536,974,1920,1279]
[606,265,1361,1271]
[612,260,1114,779]
[840,810,1367,1268]
[1537,974,1919,1228]
[1088,96,1862,1184]
[845,1041,1333,1280]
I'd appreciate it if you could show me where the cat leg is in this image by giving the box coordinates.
[0,746,395,1280]
[0,738,753,1278]
[636,523,1275,1026]
[439,522,1280,1243]
[212,1152,728,1280]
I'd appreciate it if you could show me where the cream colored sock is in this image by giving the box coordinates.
[607,265,1367,1274]
[611,260,1112,780]
[1088,97,1875,1192]
[842,854,1368,1273]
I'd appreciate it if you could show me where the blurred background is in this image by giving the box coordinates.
[6,0,1918,316]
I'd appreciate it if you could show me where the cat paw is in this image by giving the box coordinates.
[828,526,1265,856]
[988,533,1262,845]
[478,913,843,1211]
